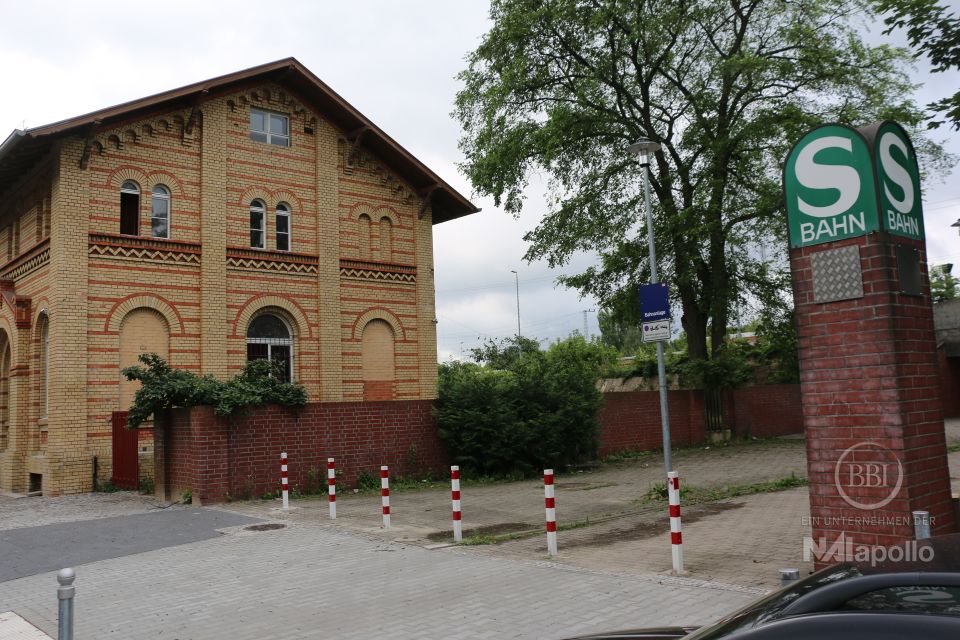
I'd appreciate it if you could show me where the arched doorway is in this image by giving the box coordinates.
[118,308,170,410]
[114,308,170,490]
[361,319,395,401]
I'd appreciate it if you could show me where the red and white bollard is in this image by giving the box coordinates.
[381,465,391,528]
[327,458,336,519]
[667,471,683,573]
[451,465,462,542]
[544,469,558,556]
[280,452,289,510]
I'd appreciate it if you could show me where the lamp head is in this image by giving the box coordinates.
[627,138,661,165]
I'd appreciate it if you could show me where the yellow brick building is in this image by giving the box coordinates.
[0,59,477,496]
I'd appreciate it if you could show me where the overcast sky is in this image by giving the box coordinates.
[2,1,958,362]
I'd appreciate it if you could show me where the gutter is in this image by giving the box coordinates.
[0,129,26,166]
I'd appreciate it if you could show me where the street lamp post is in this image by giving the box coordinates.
[510,269,522,344]
[627,138,673,474]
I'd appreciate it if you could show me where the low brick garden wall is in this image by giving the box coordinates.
[154,385,805,504]
[154,400,445,505]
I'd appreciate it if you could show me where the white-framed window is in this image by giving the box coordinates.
[246,313,293,382]
[151,185,170,239]
[250,200,266,249]
[276,203,291,252]
[120,181,140,235]
[250,108,290,147]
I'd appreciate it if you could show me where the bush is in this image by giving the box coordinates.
[122,353,308,428]
[436,336,614,477]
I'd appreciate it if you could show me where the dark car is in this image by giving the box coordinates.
[567,534,960,640]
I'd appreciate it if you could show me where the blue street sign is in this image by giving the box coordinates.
[638,283,670,322]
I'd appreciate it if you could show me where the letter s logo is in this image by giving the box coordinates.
[879,132,914,214]
[795,136,860,218]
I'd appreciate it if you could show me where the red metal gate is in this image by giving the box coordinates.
[111,411,139,490]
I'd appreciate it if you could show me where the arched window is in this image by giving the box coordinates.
[38,314,49,420]
[379,216,393,261]
[276,203,291,252]
[0,332,8,452]
[250,200,266,249]
[151,185,170,239]
[246,313,293,382]
[120,181,140,235]
[358,214,371,260]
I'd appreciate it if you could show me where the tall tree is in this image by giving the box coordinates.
[456,0,946,360]
[874,0,960,129]
[930,264,959,303]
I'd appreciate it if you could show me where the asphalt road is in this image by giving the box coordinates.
[0,508,259,582]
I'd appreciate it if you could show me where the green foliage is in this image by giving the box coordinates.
[121,353,308,429]
[643,473,807,505]
[138,476,155,496]
[931,264,959,303]
[180,487,193,504]
[456,0,947,364]
[469,335,542,369]
[356,471,381,492]
[597,307,644,355]
[617,304,800,388]
[437,336,615,476]
[875,0,960,129]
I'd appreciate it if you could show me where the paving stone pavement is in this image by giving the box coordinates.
[0,492,184,531]
[0,519,758,640]
[221,433,960,591]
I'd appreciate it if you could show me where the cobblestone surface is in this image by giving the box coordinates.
[0,521,757,640]
[0,492,182,531]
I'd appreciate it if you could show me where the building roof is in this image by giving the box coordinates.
[0,57,479,224]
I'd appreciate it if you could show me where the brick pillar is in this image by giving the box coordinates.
[199,103,229,379]
[792,232,957,563]
[315,119,343,401]
[415,201,437,399]
[46,138,92,495]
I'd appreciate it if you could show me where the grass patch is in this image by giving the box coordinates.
[947,443,960,453]
[603,435,803,466]
[643,473,807,506]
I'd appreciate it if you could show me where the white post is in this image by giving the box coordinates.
[280,452,289,510]
[667,471,683,573]
[451,466,462,542]
[544,469,558,556]
[381,465,391,528]
[327,458,336,519]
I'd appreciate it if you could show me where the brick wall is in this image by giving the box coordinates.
[596,384,804,456]
[154,400,444,505]
[791,233,956,556]
[731,384,804,438]
[597,390,706,456]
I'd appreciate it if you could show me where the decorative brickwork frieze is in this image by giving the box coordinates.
[89,233,201,265]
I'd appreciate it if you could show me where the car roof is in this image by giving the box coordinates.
[725,612,960,640]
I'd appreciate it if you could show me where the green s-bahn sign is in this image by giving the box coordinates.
[783,121,924,248]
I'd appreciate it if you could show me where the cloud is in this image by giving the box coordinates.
[1,0,956,363]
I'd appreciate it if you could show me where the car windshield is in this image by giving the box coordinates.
[683,565,863,640]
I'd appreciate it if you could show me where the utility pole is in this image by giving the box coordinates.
[510,270,521,345]
[627,137,672,474]
[582,309,595,340]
